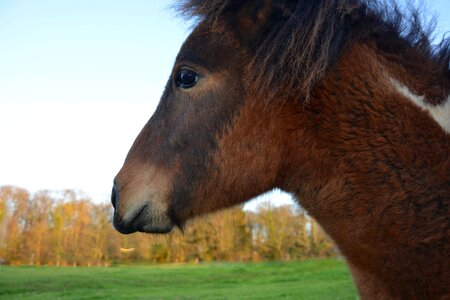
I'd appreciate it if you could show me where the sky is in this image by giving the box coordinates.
[0,0,449,209]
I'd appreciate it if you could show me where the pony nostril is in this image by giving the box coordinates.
[111,184,119,210]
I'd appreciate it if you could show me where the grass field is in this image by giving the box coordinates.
[0,259,357,300]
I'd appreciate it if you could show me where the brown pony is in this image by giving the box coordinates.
[111,0,450,298]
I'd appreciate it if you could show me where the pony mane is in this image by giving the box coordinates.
[177,0,450,102]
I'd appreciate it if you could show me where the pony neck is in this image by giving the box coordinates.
[279,41,450,298]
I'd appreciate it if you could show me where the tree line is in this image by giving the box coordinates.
[0,185,336,266]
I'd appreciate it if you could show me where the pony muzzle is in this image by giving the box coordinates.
[111,172,174,234]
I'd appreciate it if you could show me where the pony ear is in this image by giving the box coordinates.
[235,0,274,46]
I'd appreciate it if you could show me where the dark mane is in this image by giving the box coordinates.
[177,0,450,101]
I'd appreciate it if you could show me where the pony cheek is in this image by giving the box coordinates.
[189,138,282,215]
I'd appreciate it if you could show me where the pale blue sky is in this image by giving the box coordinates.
[0,0,448,207]
[0,1,189,203]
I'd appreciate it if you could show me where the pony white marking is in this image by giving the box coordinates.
[391,78,450,134]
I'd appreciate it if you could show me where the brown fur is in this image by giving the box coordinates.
[113,0,450,298]
[185,41,450,298]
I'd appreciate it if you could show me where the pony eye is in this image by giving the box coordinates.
[175,69,198,89]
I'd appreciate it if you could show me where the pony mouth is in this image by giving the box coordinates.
[113,204,174,234]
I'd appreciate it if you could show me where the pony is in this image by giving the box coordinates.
[111,0,450,298]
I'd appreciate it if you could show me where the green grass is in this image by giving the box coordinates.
[0,259,357,300]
